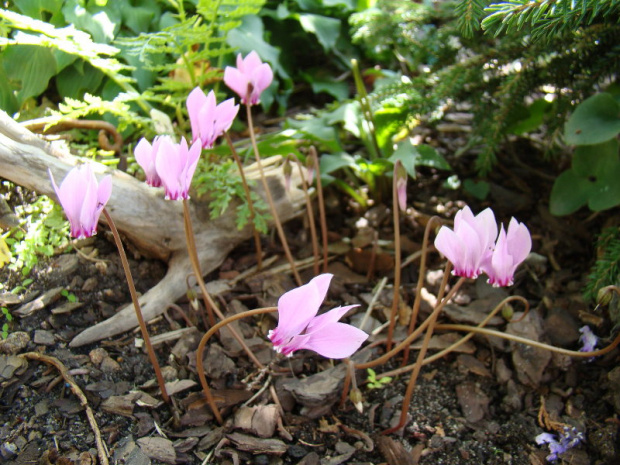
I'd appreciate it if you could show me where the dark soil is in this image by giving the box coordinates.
[1,145,619,465]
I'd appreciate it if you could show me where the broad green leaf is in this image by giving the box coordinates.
[506,99,551,135]
[12,0,65,24]
[463,179,490,200]
[61,1,118,44]
[2,45,57,104]
[0,65,18,114]
[550,140,620,215]
[297,14,341,51]
[565,93,620,145]
[320,152,357,174]
[388,140,450,179]
[374,105,407,156]
[119,0,160,34]
[309,79,349,101]
[56,61,105,99]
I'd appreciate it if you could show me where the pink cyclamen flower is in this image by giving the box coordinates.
[154,136,202,200]
[268,273,368,359]
[224,51,274,105]
[434,206,498,279]
[186,87,239,149]
[394,161,407,212]
[482,217,531,287]
[49,164,112,239]
[134,136,165,187]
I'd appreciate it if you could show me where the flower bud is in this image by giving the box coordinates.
[283,156,293,193]
[394,160,407,212]
[597,286,615,307]
[349,387,364,413]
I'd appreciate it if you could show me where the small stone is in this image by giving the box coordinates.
[33,330,55,346]
[89,348,109,366]
[161,366,177,382]
[0,332,30,355]
[287,445,307,459]
[52,254,79,276]
[82,277,99,292]
[100,356,121,373]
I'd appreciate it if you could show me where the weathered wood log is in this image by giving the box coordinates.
[0,110,305,346]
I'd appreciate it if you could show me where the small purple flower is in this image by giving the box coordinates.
[579,325,598,353]
[535,427,584,462]
[268,273,368,359]
[224,51,273,105]
[186,87,239,149]
[49,164,112,239]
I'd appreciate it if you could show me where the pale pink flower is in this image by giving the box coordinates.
[268,273,368,359]
[154,136,202,201]
[394,161,407,212]
[134,136,165,187]
[434,206,498,279]
[224,51,273,105]
[49,164,112,239]
[482,217,531,287]
[186,87,239,149]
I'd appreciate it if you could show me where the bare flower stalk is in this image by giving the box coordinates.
[402,216,442,366]
[245,102,302,285]
[296,158,320,276]
[102,209,169,403]
[225,132,263,270]
[310,147,329,273]
[386,166,403,352]
[182,199,263,370]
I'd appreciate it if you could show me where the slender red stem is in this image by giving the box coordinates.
[102,208,169,403]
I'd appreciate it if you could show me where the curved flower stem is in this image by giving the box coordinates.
[196,306,277,424]
[402,216,443,366]
[245,103,302,285]
[340,276,466,405]
[434,323,620,359]
[386,170,403,352]
[377,295,530,379]
[296,158,320,276]
[102,208,169,403]
[225,133,263,270]
[381,264,455,435]
[310,147,329,273]
[182,199,263,369]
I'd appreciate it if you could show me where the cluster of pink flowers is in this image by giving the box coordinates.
[434,206,531,287]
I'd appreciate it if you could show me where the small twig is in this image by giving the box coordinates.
[296,158,320,276]
[386,165,403,352]
[21,352,109,465]
[358,277,388,333]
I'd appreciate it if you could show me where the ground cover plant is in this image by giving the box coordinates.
[1,1,620,464]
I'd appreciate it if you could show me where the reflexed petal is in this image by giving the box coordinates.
[506,217,531,264]
[305,305,359,334]
[487,226,514,286]
[224,67,249,102]
[156,138,183,200]
[243,51,262,72]
[293,322,368,359]
[97,175,112,208]
[187,87,208,142]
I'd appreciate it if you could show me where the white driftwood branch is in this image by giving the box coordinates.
[0,111,306,346]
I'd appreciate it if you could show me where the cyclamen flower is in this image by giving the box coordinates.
[224,51,273,105]
[535,427,584,462]
[155,136,202,201]
[134,136,165,187]
[186,87,239,149]
[394,161,407,212]
[268,273,368,359]
[482,217,532,287]
[434,206,498,279]
[50,164,112,239]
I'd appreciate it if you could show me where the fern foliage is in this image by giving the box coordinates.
[350,0,620,173]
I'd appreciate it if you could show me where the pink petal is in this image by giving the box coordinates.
[156,137,183,200]
[186,87,208,142]
[506,217,531,264]
[305,305,359,334]
[224,66,249,102]
[243,51,262,72]
[294,322,368,359]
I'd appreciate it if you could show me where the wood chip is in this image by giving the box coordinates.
[14,287,63,317]
[225,432,287,455]
[136,437,176,464]
[376,435,417,465]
